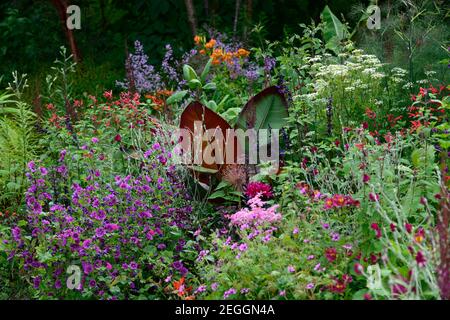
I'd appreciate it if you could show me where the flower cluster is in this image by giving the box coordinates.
[323,194,360,210]
[227,194,281,241]
[5,143,198,299]
[244,181,273,199]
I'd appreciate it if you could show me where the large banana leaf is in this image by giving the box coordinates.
[320,5,349,53]
[179,101,241,185]
[235,86,288,131]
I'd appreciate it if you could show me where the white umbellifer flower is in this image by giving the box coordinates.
[371,72,385,79]
[402,82,414,89]
[308,56,322,63]
[392,67,407,75]
[359,84,369,89]
[345,86,355,92]
[362,68,376,75]
[391,77,405,83]
[416,79,429,84]
[352,49,364,55]
[424,70,437,77]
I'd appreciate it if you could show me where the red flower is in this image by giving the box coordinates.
[390,223,396,232]
[328,279,346,294]
[342,274,353,283]
[370,223,382,239]
[325,248,337,263]
[244,182,273,199]
[369,192,379,202]
[354,263,364,275]
[391,275,409,298]
[414,227,425,243]
[370,253,378,264]
[415,251,426,267]
[405,223,413,234]
[363,293,372,300]
[363,174,370,183]
[114,134,122,142]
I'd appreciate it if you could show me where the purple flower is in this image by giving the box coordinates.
[91,137,99,144]
[306,283,314,290]
[331,232,340,241]
[287,265,295,273]
[116,40,163,93]
[195,285,207,294]
[39,167,48,176]
[211,282,219,291]
[130,261,138,270]
[33,276,41,289]
[59,149,67,162]
[263,56,276,74]
[95,228,105,238]
[223,288,237,299]
[238,243,248,252]
[11,227,21,242]
[55,280,62,289]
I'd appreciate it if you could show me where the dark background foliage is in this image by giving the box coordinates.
[0,0,365,82]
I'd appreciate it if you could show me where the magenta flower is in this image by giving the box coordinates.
[244,182,273,199]
[415,251,426,267]
[369,192,379,202]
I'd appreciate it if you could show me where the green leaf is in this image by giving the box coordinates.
[183,64,199,82]
[200,58,213,83]
[235,86,289,131]
[203,82,217,91]
[411,147,435,169]
[320,5,349,53]
[166,90,188,105]
[208,190,226,199]
[188,79,202,89]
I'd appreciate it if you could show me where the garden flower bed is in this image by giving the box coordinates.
[0,1,449,301]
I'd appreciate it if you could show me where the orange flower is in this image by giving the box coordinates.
[194,35,202,45]
[237,48,250,57]
[211,48,224,65]
[172,277,193,297]
[199,49,206,55]
[205,39,216,49]
[173,277,185,291]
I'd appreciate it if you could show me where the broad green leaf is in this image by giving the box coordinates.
[166,90,188,105]
[183,64,198,82]
[235,86,289,131]
[320,5,349,53]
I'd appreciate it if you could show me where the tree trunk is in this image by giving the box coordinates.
[184,0,197,37]
[233,0,241,36]
[51,0,81,62]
